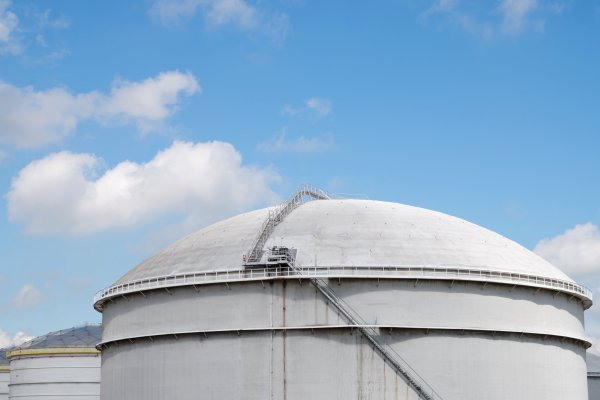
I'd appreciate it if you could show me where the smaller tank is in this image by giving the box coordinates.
[588,352,600,400]
[6,325,101,400]
[0,349,8,400]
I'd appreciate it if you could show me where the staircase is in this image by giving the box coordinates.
[299,270,444,400]
[244,184,331,266]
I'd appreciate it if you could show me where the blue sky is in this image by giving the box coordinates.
[1,0,600,349]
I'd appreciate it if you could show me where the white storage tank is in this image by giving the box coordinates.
[0,349,8,400]
[589,353,600,400]
[95,187,592,400]
[6,325,101,400]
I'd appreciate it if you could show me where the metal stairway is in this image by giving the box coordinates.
[296,269,444,400]
[244,184,331,266]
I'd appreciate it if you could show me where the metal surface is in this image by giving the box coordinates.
[0,350,7,400]
[99,277,589,399]
[245,184,330,265]
[100,278,587,345]
[9,325,101,351]
[305,273,443,399]
[113,199,580,286]
[7,325,101,400]
[94,264,592,311]
[588,353,600,400]
[9,355,100,400]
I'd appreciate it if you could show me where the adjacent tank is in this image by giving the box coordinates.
[95,192,592,400]
[6,325,101,400]
[588,353,600,400]
[0,349,8,400]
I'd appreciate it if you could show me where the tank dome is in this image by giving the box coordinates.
[10,325,101,351]
[117,199,574,285]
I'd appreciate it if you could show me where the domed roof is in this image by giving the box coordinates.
[11,325,101,351]
[116,199,573,285]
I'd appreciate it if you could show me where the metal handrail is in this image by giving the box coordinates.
[244,184,331,264]
[93,265,593,309]
[308,274,444,399]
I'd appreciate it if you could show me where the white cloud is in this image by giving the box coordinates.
[258,131,335,154]
[0,329,34,348]
[99,71,199,126]
[533,223,600,276]
[306,98,332,118]
[0,0,18,53]
[424,0,556,36]
[13,284,43,308]
[498,0,537,33]
[0,71,200,148]
[7,140,279,234]
[149,0,289,44]
[283,97,333,118]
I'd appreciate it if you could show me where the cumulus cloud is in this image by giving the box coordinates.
[0,71,199,148]
[149,0,289,44]
[534,223,600,276]
[7,140,279,234]
[258,131,335,154]
[283,97,332,119]
[13,284,43,308]
[0,329,33,348]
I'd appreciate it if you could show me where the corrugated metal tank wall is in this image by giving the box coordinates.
[8,354,100,400]
[100,279,589,400]
[588,353,600,400]
[589,377,600,400]
[0,350,9,400]
[0,370,8,400]
[6,326,102,400]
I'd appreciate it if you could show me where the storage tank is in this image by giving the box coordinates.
[6,325,101,399]
[94,187,592,400]
[0,349,8,400]
[589,353,600,400]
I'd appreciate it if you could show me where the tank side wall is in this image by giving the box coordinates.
[386,331,588,400]
[0,371,8,400]
[102,280,586,343]
[101,331,421,400]
[101,329,587,400]
[9,356,100,400]
[589,377,600,400]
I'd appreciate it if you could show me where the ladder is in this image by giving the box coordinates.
[244,184,331,266]
[296,269,444,400]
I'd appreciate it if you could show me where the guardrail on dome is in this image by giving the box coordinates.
[94,265,593,310]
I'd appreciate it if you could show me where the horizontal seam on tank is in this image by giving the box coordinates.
[97,325,590,348]
[7,393,99,398]
[6,348,100,359]
[94,267,593,312]
[8,381,100,386]
[8,366,99,371]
